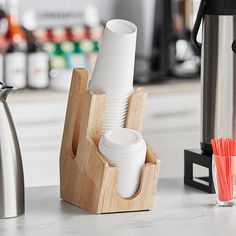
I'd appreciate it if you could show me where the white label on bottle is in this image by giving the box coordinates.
[0,54,3,82]
[5,52,27,88]
[28,52,49,88]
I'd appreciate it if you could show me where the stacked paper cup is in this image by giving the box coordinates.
[99,128,146,198]
[89,19,137,132]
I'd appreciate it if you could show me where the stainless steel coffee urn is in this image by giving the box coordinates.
[184,0,236,193]
[193,0,236,153]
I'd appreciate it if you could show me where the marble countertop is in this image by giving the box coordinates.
[1,178,235,236]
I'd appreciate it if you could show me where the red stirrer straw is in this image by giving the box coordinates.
[211,138,236,203]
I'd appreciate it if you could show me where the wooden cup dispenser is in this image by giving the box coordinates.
[60,68,160,213]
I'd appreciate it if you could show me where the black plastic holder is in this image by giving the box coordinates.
[184,149,215,193]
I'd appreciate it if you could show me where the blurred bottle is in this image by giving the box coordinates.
[28,38,49,89]
[33,28,48,43]
[49,27,67,69]
[0,0,7,82]
[5,0,27,88]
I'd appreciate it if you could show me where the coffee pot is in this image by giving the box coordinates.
[184,0,236,193]
[192,0,236,153]
[0,82,24,218]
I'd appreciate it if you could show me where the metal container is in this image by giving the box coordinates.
[192,0,236,153]
[0,82,24,218]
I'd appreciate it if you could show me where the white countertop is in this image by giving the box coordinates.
[0,178,235,236]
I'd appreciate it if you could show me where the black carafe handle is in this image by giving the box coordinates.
[192,0,206,52]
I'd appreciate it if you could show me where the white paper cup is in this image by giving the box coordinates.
[103,117,127,128]
[105,110,128,115]
[103,124,126,130]
[106,100,129,105]
[105,107,129,115]
[106,100,129,104]
[103,122,126,128]
[98,128,146,198]
[89,19,136,132]
[103,95,130,131]
[89,19,137,97]
[103,118,126,124]
[105,103,129,111]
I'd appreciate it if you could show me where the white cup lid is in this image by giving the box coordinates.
[102,128,145,153]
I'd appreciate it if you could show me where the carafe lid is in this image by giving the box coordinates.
[0,82,15,100]
[0,81,5,89]
[206,0,236,15]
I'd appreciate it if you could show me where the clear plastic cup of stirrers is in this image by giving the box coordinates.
[211,138,236,207]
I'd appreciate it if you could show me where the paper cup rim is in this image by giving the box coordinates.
[103,119,126,124]
[103,120,126,124]
[106,19,137,35]
[107,103,128,107]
